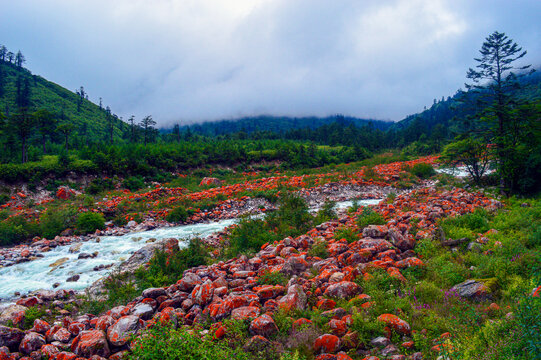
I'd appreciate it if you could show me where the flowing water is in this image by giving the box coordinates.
[0,199,381,302]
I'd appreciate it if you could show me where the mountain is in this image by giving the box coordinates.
[0,60,126,142]
[166,114,393,136]
[393,68,541,134]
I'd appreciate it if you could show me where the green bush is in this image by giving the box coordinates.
[165,206,192,223]
[123,176,145,191]
[129,323,251,360]
[86,178,115,195]
[40,206,77,239]
[80,271,138,315]
[226,217,276,257]
[356,207,386,230]
[266,194,313,238]
[407,162,436,179]
[314,200,337,225]
[0,193,9,205]
[76,212,105,234]
[22,306,46,330]
[334,226,359,243]
[258,271,287,286]
[0,216,39,245]
[135,238,209,289]
[308,239,328,259]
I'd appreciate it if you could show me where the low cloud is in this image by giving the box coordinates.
[2,0,540,125]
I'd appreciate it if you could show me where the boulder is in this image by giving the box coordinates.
[377,314,411,335]
[278,284,307,311]
[249,315,278,337]
[107,315,140,347]
[324,281,360,299]
[450,279,494,301]
[231,306,260,320]
[314,334,341,354]
[0,305,27,326]
[0,325,24,351]
[72,330,110,358]
[19,332,45,355]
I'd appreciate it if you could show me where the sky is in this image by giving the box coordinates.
[1,0,540,126]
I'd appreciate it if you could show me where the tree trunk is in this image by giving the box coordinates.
[21,136,26,163]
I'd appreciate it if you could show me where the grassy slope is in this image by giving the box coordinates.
[0,62,126,141]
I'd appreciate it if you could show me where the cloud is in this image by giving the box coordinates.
[1,0,540,125]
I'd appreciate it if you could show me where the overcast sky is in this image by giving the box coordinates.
[2,0,540,126]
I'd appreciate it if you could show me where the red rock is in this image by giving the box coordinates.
[387,267,406,282]
[177,273,202,292]
[314,334,341,354]
[377,314,411,335]
[317,298,337,310]
[231,306,260,320]
[16,297,39,308]
[56,352,78,360]
[324,281,360,299]
[341,331,359,349]
[40,344,59,358]
[336,352,354,360]
[191,280,214,306]
[328,319,347,337]
[56,187,75,200]
[200,177,222,186]
[0,325,25,352]
[31,319,50,334]
[106,316,140,347]
[19,332,45,355]
[95,315,115,332]
[249,314,278,337]
[256,285,285,300]
[52,328,71,343]
[278,284,307,312]
[71,330,110,358]
[315,355,337,360]
[214,326,226,340]
[68,322,86,336]
[292,318,312,331]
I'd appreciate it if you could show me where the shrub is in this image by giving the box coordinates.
[80,271,138,315]
[407,162,436,179]
[258,271,287,286]
[135,238,208,289]
[314,200,337,225]
[86,178,115,195]
[40,207,77,239]
[128,323,251,360]
[356,207,386,230]
[226,217,275,257]
[22,306,46,330]
[76,212,105,234]
[123,176,145,191]
[0,216,39,245]
[308,239,328,259]
[334,226,359,243]
[266,194,313,238]
[0,193,9,205]
[166,206,192,223]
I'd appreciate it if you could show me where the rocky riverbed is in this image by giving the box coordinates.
[0,184,509,360]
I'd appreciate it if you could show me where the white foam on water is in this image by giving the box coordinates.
[0,218,237,301]
[0,198,382,301]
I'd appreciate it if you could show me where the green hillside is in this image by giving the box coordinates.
[0,61,127,144]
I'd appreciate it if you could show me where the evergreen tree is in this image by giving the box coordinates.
[57,122,74,151]
[140,115,156,146]
[0,45,7,61]
[10,108,34,163]
[33,109,56,154]
[464,31,533,194]
[15,51,25,67]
